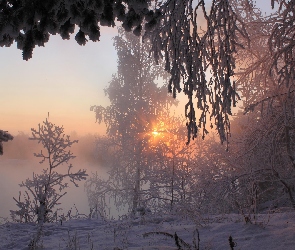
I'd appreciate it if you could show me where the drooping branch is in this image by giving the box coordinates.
[269,0,295,89]
[4,0,290,144]
[0,130,13,155]
[144,0,249,143]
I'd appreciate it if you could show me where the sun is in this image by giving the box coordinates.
[152,130,160,136]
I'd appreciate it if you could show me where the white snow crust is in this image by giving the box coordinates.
[0,212,294,249]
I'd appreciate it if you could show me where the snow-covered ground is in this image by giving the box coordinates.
[0,211,294,249]
[1,160,295,249]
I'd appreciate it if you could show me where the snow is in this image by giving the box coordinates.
[0,211,294,249]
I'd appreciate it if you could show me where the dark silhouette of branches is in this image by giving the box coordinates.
[0,130,13,155]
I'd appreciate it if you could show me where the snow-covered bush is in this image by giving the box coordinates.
[10,118,88,224]
[229,107,295,213]
[226,2,295,213]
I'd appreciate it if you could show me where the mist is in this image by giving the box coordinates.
[0,131,106,220]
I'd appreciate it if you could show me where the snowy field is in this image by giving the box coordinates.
[1,159,295,249]
[0,211,294,249]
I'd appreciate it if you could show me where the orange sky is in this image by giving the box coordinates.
[1,27,117,136]
[0,26,193,137]
[1,1,272,138]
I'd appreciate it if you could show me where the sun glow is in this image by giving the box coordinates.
[151,121,167,136]
[152,130,160,136]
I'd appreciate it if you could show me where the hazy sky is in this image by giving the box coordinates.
[0,28,120,218]
[1,26,118,136]
[0,1,274,137]
[0,0,277,220]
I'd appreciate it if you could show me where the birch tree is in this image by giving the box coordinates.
[87,28,180,215]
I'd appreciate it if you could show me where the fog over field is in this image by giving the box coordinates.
[0,132,105,220]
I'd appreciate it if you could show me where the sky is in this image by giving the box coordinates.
[0,0,280,223]
[0,1,275,137]
[0,26,118,136]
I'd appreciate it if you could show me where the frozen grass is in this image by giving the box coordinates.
[0,211,294,249]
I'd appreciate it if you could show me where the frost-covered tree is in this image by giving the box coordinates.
[3,0,292,143]
[87,28,181,215]
[145,115,199,211]
[181,136,234,215]
[10,119,88,223]
[1,0,294,151]
[225,108,295,215]
[0,130,13,155]
[226,3,295,211]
